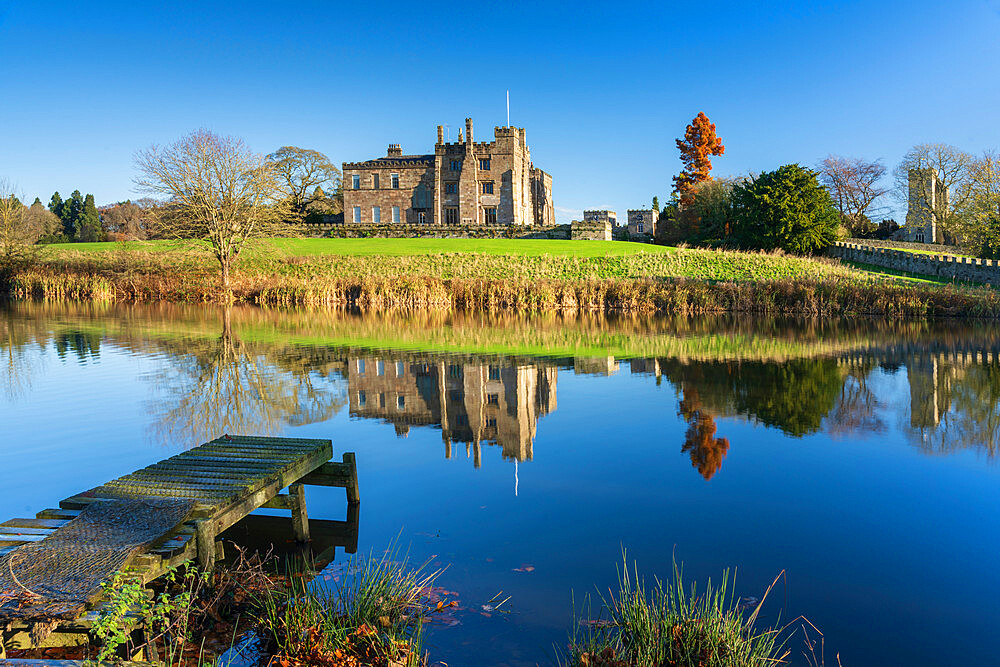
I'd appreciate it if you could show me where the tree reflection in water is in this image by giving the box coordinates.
[5,301,1000,474]
[678,388,730,480]
[146,309,347,448]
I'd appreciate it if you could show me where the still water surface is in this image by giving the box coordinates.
[3,301,1000,665]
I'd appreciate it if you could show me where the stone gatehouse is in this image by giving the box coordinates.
[342,118,554,227]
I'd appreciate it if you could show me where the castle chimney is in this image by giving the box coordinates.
[437,125,444,144]
[465,118,474,151]
[387,143,402,157]
[458,128,463,143]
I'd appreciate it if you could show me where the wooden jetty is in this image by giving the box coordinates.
[0,435,360,657]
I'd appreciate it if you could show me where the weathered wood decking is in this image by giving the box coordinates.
[0,435,359,657]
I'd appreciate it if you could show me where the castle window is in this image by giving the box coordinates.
[379,392,386,408]
[457,414,468,426]
[417,211,426,224]
[479,158,490,170]
[637,223,644,233]
[486,418,497,428]
[445,182,457,194]
[392,206,401,223]
[488,365,501,380]
[358,391,366,407]
[391,173,399,189]
[481,181,494,195]
[397,395,405,410]
[484,207,497,224]
[396,361,405,376]
[352,206,361,223]
[352,174,360,189]
[377,360,385,376]
[357,359,366,374]
[372,206,381,223]
[448,364,462,378]
[487,393,499,405]
[372,173,380,189]
[445,207,458,224]
[449,389,462,402]
[450,160,461,171]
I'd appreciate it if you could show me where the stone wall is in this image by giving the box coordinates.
[310,223,571,240]
[843,237,963,255]
[570,219,611,240]
[827,241,999,284]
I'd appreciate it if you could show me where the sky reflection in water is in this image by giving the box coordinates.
[2,302,1000,666]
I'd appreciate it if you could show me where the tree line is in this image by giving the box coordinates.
[0,141,343,267]
[655,113,1000,257]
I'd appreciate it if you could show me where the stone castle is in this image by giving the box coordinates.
[902,167,949,244]
[342,118,554,227]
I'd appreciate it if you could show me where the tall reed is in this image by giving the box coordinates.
[561,556,789,667]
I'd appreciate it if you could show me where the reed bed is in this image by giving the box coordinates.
[7,242,1000,317]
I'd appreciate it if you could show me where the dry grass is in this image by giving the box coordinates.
[6,240,1000,317]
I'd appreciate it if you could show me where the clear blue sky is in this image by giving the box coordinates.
[2,0,999,222]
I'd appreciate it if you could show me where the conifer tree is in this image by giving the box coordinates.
[78,193,102,242]
[62,190,85,239]
[48,191,63,218]
[673,112,726,197]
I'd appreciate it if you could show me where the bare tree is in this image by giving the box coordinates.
[956,151,1000,257]
[266,146,341,220]
[134,130,287,292]
[0,179,50,264]
[817,155,889,235]
[893,143,974,237]
[99,199,158,240]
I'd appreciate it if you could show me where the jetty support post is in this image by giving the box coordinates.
[195,519,216,571]
[299,452,361,506]
[289,483,310,543]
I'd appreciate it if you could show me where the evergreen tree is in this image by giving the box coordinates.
[730,164,839,254]
[77,193,103,242]
[62,190,85,239]
[48,191,63,219]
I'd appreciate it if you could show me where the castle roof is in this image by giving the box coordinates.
[344,155,434,169]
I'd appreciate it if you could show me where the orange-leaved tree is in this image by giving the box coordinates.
[673,112,725,197]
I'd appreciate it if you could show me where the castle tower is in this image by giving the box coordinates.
[906,168,949,244]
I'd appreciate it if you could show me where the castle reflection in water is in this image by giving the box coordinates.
[347,355,560,465]
[339,347,1000,475]
[343,353,653,465]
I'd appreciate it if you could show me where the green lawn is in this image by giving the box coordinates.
[882,245,972,258]
[44,237,677,258]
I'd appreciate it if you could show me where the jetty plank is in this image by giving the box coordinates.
[2,435,358,655]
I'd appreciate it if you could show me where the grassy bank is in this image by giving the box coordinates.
[7,238,1000,317]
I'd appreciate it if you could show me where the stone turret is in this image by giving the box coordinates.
[906,168,949,244]
[465,118,474,153]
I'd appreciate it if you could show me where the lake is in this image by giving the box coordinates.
[2,301,1000,665]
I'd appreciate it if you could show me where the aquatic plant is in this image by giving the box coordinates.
[254,546,443,666]
[560,556,788,667]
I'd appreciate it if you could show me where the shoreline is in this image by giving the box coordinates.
[6,263,1000,317]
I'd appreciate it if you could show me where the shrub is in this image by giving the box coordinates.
[731,164,839,254]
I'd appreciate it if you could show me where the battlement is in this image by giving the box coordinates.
[494,126,525,138]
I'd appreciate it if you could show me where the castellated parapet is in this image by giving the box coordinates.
[342,119,554,227]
